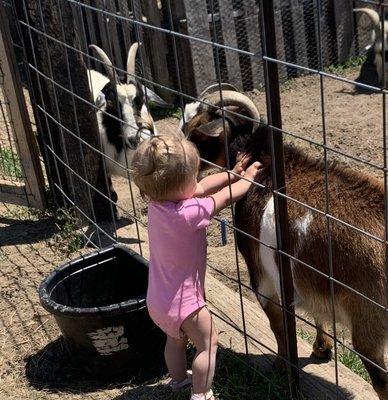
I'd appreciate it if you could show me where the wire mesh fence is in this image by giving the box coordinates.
[1,0,387,398]
[0,66,23,183]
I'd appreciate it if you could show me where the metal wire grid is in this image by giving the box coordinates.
[0,0,24,184]
[0,61,24,183]
[6,0,387,397]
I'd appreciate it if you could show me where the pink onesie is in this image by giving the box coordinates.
[146,197,215,339]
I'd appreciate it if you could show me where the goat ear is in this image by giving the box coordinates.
[142,85,172,108]
[196,118,229,137]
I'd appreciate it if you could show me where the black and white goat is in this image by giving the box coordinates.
[181,90,388,399]
[354,8,388,90]
[87,43,166,203]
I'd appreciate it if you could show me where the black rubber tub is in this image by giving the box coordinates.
[39,244,164,378]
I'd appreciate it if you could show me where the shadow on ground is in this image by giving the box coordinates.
[0,215,57,246]
[83,217,144,248]
[25,336,166,394]
[25,340,354,400]
[112,348,355,400]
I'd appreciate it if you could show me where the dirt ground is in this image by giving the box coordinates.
[1,66,387,399]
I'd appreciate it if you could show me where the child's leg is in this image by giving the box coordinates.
[181,307,218,396]
[165,334,189,383]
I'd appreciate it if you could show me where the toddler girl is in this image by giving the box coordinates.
[131,132,262,400]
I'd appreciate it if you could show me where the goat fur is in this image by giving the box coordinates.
[184,103,388,399]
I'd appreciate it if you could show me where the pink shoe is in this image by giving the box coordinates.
[170,370,192,392]
[191,389,214,400]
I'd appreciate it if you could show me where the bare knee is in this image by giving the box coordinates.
[181,307,218,353]
[165,335,188,352]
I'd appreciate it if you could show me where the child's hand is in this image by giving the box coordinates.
[244,161,264,181]
[232,152,251,176]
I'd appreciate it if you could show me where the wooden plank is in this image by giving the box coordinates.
[166,0,197,97]
[183,0,216,95]
[206,273,379,400]
[273,0,288,82]
[0,5,46,210]
[131,0,152,82]
[94,0,110,62]
[290,0,308,70]
[333,0,354,64]
[70,2,88,56]
[80,0,99,70]
[0,178,26,196]
[166,0,196,97]
[142,0,174,103]
[0,190,29,207]
[242,0,263,89]
[218,0,243,90]
[117,0,132,52]
[106,1,124,71]
[83,0,98,46]
[319,0,334,68]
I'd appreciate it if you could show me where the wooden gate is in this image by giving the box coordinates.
[0,4,45,210]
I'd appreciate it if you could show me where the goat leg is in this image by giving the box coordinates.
[352,321,388,400]
[312,318,333,360]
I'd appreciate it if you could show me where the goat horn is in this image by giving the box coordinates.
[203,91,261,126]
[89,45,119,84]
[198,83,239,100]
[354,8,380,30]
[127,42,140,83]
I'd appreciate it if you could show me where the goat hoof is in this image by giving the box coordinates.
[312,341,333,360]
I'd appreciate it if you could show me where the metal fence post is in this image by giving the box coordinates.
[260,0,300,396]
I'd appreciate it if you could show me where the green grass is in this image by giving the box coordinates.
[150,103,182,120]
[327,55,366,76]
[297,328,370,383]
[339,346,371,383]
[54,208,84,254]
[167,344,303,400]
[212,350,305,400]
[0,147,23,179]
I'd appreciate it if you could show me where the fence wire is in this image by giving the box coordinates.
[0,64,23,183]
[3,0,388,399]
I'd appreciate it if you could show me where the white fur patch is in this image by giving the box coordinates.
[258,199,314,308]
[291,211,314,306]
[180,101,200,131]
[294,211,313,237]
[258,196,281,306]
[87,70,109,101]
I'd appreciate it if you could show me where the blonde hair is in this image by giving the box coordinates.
[131,132,199,201]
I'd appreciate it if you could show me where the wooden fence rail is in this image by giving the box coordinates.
[0,3,46,210]
[73,0,369,100]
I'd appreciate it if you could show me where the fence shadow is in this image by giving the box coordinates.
[110,347,355,400]
[84,217,144,248]
[24,336,356,399]
[24,336,166,394]
[0,215,57,246]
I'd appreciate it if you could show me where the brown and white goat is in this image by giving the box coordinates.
[181,90,388,399]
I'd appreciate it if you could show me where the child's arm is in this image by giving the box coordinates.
[194,153,251,197]
[210,161,263,215]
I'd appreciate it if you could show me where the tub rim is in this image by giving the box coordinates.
[39,244,149,318]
